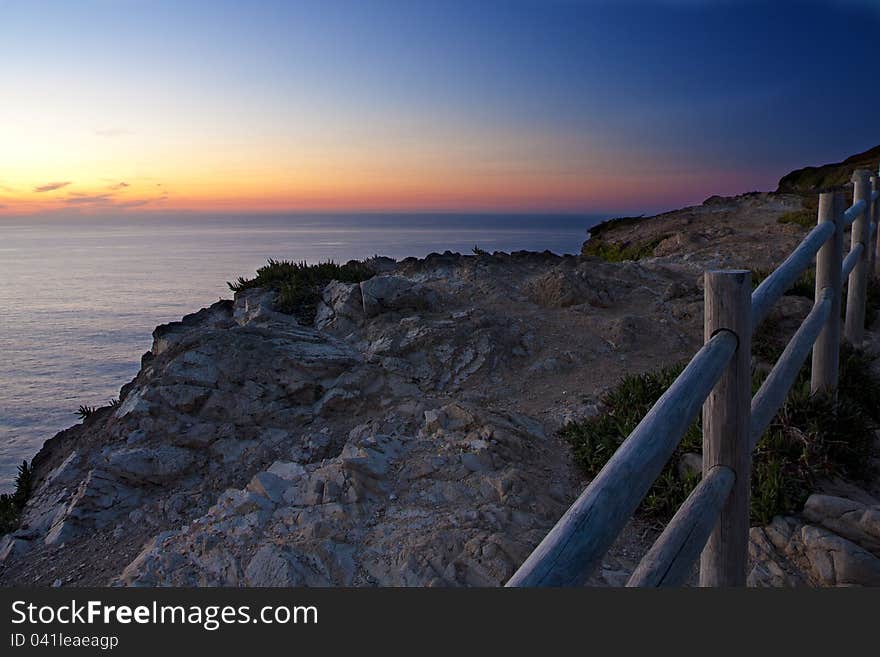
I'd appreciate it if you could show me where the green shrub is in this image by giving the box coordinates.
[582,235,668,263]
[586,215,646,240]
[751,381,874,525]
[561,347,878,526]
[0,461,33,535]
[560,364,702,521]
[228,259,373,324]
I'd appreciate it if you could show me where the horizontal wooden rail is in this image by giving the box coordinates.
[750,287,834,449]
[750,221,833,330]
[842,241,864,278]
[844,198,867,226]
[626,465,734,587]
[506,330,737,587]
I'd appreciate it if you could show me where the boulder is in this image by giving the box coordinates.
[803,494,880,555]
[232,287,292,326]
[801,524,880,586]
[315,280,364,330]
[360,276,438,317]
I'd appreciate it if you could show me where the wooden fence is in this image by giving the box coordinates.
[507,167,880,587]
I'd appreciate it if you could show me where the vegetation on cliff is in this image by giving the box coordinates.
[561,343,878,527]
[777,144,880,193]
[0,461,33,535]
[582,234,668,262]
[228,259,373,323]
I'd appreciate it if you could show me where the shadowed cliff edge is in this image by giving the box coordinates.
[2,148,880,587]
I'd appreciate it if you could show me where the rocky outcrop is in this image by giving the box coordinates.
[116,403,570,587]
[777,144,880,193]
[4,197,877,587]
[7,250,704,586]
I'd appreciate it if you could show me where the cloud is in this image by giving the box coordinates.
[108,181,130,190]
[34,181,72,193]
[63,193,114,205]
[61,188,168,209]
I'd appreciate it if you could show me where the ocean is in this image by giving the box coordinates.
[0,213,600,489]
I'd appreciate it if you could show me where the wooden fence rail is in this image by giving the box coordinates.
[507,166,880,587]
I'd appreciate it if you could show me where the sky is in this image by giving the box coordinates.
[1,0,879,216]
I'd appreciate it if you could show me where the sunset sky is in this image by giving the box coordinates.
[1,0,878,216]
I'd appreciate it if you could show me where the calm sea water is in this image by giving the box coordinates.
[0,213,600,489]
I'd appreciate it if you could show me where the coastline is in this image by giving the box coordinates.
[3,149,880,587]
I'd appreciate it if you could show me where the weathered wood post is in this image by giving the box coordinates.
[869,172,878,275]
[700,270,751,587]
[873,173,880,277]
[811,191,843,396]
[845,169,872,345]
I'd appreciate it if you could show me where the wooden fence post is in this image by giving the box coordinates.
[865,176,877,280]
[845,169,872,346]
[811,192,843,396]
[873,173,880,277]
[700,270,752,587]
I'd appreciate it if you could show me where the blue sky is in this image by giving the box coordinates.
[1,0,878,214]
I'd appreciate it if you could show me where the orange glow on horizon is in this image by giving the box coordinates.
[0,164,763,216]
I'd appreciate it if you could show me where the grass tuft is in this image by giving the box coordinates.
[0,461,33,535]
[228,258,373,323]
[76,404,97,420]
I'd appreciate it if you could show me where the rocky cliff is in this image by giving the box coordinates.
[3,154,880,587]
[1,249,712,586]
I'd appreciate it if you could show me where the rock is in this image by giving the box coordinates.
[172,422,219,447]
[104,446,195,484]
[461,452,493,473]
[155,384,211,413]
[747,525,804,587]
[315,280,364,331]
[114,389,151,419]
[0,535,31,563]
[247,472,290,505]
[43,451,82,487]
[360,275,437,317]
[233,288,293,326]
[150,300,235,356]
[803,494,880,555]
[267,461,306,481]
[801,525,880,586]
[244,545,330,587]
